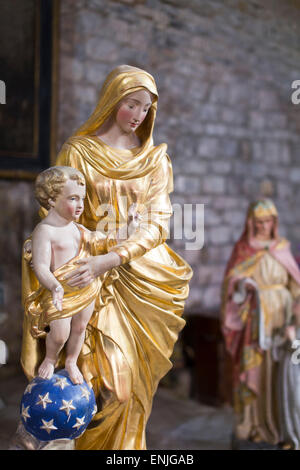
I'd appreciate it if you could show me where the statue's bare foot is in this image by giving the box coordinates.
[65,361,83,385]
[38,359,55,380]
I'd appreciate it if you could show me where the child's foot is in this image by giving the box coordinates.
[65,361,84,385]
[38,358,55,380]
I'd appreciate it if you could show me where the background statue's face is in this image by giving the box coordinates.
[115,89,152,135]
[253,215,274,240]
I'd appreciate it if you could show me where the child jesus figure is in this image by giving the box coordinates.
[29,166,138,384]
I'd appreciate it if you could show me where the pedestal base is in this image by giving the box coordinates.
[9,422,75,450]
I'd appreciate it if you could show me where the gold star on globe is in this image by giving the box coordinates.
[21,404,31,422]
[59,399,76,416]
[53,377,69,390]
[80,386,90,400]
[72,416,85,429]
[40,419,58,435]
[24,382,37,394]
[36,392,52,409]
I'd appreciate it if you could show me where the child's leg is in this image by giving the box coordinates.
[38,317,71,380]
[65,301,95,384]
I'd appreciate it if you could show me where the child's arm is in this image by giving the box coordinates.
[32,225,64,311]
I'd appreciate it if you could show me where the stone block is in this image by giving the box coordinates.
[250,163,267,178]
[265,112,287,129]
[73,84,97,105]
[85,37,119,62]
[61,57,84,82]
[221,138,239,159]
[213,196,239,211]
[290,168,300,183]
[175,175,201,195]
[203,176,226,194]
[75,9,105,35]
[61,0,86,14]
[264,141,281,164]
[277,182,292,200]
[258,89,279,110]
[228,83,249,108]
[86,63,112,86]
[221,108,247,126]
[202,285,222,310]
[249,111,266,129]
[175,160,207,175]
[208,226,231,245]
[223,210,245,227]
[204,208,222,227]
[198,104,220,122]
[205,124,228,137]
[211,161,232,174]
[252,141,264,160]
[197,137,219,158]
[209,84,229,105]
[197,265,224,285]
[184,288,204,311]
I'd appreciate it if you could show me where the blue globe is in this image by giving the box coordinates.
[20,369,97,441]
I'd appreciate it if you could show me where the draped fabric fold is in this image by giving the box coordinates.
[21,65,193,450]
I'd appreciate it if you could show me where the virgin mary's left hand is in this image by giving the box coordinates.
[64,253,121,288]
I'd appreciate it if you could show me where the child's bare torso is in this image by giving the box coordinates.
[39,221,82,271]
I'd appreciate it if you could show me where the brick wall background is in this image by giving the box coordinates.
[1,0,300,368]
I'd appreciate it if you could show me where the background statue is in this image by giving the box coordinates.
[222,198,300,448]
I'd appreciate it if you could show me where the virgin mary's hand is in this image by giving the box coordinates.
[64,252,121,288]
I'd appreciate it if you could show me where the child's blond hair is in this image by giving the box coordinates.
[35,166,85,210]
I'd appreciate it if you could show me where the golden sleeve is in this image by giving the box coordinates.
[108,154,173,264]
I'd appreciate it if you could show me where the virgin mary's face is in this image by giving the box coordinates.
[115,89,152,134]
[254,215,274,240]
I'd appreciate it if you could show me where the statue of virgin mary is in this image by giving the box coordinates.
[21,65,193,450]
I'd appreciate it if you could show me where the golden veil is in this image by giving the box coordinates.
[21,65,192,450]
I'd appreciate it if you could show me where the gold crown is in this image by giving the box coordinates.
[250,199,278,219]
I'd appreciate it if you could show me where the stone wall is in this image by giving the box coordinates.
[58,0,300,315]
[1,0,300,368]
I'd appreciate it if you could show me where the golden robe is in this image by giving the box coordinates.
[21,65,193,450]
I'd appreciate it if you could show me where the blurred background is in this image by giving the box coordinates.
[1,0,300,450]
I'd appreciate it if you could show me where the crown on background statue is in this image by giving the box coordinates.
[250,199,278,219]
